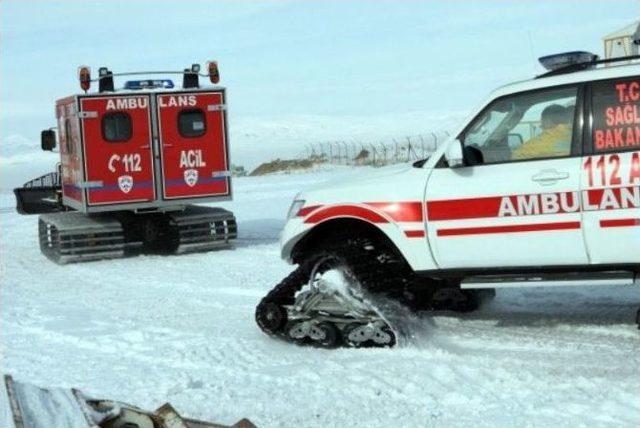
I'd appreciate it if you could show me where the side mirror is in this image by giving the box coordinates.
[41,130,56,151]
[463,146,484,166]
[445,139,464,168]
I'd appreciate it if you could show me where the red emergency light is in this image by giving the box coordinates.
[78,66,91,92]
[207,61,220,84]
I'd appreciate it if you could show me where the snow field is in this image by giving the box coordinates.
[1,170,639,427]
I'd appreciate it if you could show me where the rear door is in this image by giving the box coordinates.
[79,95,155,205]
[156,91,230,200]
[581,77,640,264]
[57,97,85,208]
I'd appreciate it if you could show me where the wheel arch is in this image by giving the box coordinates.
[290,217,409,266]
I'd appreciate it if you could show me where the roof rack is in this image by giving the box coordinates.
[536,54,640,79]
[76,61,221,93]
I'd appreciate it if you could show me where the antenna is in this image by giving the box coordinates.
[527,30,537,74]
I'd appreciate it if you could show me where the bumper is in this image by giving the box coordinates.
[279,217,308,263]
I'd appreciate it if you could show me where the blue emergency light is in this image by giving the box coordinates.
[124,79,175,90]
[538,51,598,72]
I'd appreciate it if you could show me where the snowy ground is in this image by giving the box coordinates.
[1,170,639,428]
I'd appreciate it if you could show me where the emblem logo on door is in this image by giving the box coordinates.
[184,169,199,187]
[118,175,134,193]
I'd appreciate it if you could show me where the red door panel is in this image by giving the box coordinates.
[57,98,83,204]
[80,96,155,205]
[156,92,230,200]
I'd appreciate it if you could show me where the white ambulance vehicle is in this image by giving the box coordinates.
[256,52,640,348]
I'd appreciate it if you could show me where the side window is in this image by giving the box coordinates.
[102,112,132,142]
[178,109,206,138]
[462,87,577,164]
[65,119,73,154]
[591,78,640,154]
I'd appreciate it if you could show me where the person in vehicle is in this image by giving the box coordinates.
[511,104,572,160]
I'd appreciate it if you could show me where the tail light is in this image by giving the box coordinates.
[78,66,91,92]
[207,61,220,84]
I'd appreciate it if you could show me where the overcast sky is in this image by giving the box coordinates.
[1,0,638,147]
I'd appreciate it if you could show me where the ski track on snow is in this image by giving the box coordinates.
[1,171,639,427]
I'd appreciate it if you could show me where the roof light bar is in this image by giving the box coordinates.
[124,79,175,90]
[538,51,598,71]
[75,60,221,92]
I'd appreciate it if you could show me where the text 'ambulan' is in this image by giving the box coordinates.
[180,150,206,168]
[498,187,640,217]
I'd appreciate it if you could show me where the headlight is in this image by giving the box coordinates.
[287,199,306,219]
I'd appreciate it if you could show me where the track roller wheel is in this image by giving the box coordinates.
[342,322,395,348]
[255,302,287,334]
[315,322,339,348]
[285,321,340,348]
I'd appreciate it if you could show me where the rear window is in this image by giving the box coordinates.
[102,112,132,142]
[592,78,640,153]
[178,109,206,138]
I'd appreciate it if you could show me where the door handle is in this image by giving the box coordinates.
[163,143,173,148]
[140,144,150,149]
[531,169,569,185]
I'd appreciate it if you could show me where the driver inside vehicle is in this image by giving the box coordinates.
[511,104,573,160]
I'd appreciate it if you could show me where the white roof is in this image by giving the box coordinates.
[444,60,640,140]
[603,20,639,40]
[493,60,640,98]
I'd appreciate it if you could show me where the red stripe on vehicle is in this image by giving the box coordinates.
[366,202,423,222]
[427,196,504,221]
[296,205,322,217]
[437,221,581,237]
[584,187,639,211]
[304,205,390,224]
[599,218,640,228]
[298,201,423,222]
[404,230,425,238]
[427,187,639,221]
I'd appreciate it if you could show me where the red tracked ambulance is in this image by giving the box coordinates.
[14,62,237,263]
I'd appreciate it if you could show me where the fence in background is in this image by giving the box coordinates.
[301,132,450,166]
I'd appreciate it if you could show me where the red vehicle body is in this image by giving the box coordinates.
[15,63,237,263]
[57,90,231,211]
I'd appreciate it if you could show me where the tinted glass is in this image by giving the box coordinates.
[463,87,577,164]
[102,112,132,142]
[592,78,640,153]
[178,109,206,138]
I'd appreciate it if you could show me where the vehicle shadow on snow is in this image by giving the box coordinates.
[443,287,640,328]
[233,218,285,248]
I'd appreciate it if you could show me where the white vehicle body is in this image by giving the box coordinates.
[280,61,640,286]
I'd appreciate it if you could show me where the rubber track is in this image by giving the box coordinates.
[255,237,414,345]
